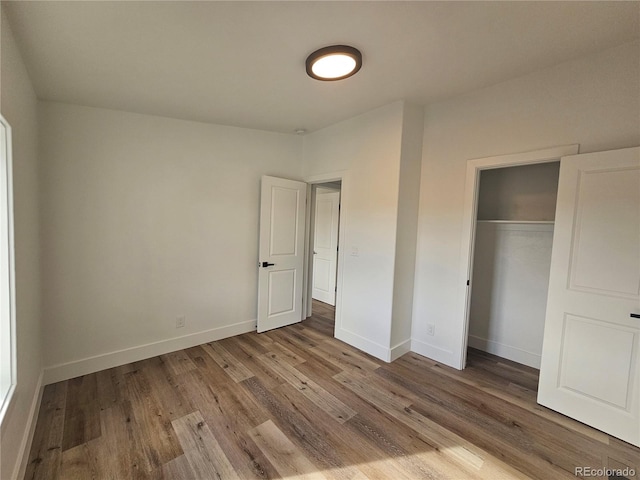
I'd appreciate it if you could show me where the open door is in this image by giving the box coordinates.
[312,189,340,306]
[257,176,307,333]
[538,147,640,446]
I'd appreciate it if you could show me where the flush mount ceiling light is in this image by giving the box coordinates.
[306,45,362,81]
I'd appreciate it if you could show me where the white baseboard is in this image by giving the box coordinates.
[334,327,392,362]
[468,335,541,369]
[43,319,257,385]
[12,370,44,480]
[390,339,411,361]
[410,338,458,368]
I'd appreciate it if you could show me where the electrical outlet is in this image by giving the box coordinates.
[427,324,435,336]
[176,316,186,328]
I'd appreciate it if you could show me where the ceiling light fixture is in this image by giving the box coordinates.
[305,45,362,81]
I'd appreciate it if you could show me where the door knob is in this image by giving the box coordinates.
[262,261,275,267]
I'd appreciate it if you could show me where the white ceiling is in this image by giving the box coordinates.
[4,1,639,134]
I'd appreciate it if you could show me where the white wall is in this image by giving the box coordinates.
[303,101,424,361]
[390,104,423,355]
[39,102,302,381]
[477,162,560,221]
[0,10,43,480]
[412,40,640,367]
[303,102,404,359]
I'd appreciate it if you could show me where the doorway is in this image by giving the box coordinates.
[309,181,341,327]
[258,172,346,335]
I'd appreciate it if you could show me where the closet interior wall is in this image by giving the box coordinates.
[468,162,560,369]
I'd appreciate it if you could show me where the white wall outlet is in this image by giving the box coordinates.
[176,316,186,328]
[427,324,435,336]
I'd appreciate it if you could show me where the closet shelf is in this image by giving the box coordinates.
[477,220,554,224]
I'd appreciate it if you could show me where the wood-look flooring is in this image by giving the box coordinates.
[25,300,639,479]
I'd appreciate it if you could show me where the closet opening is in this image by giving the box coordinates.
[466,162,560,371]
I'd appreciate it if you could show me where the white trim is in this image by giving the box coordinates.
[43,319,256,385]
[477,220,554,225]
[0,114,17,424]
[302,184,313,320]
[303,171,348,185]
[410,338,458,366]
[335,327,391,362]
[0,385,15,426]
[390,339,411,361]
[455,144,579,370]
[12,370,44,480]
[483,222,555,233]
[468,335,541,369]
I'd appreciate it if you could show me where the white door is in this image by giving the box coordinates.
[257,176,307,333]
[312,190,340,305]
[538,147,640,447]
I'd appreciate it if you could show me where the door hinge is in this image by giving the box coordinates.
[467,280,470,286]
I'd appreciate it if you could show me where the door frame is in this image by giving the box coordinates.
[455,145,579,370]
[302,171,348,336]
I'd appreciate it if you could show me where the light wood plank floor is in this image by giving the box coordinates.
[25,301,639,479]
